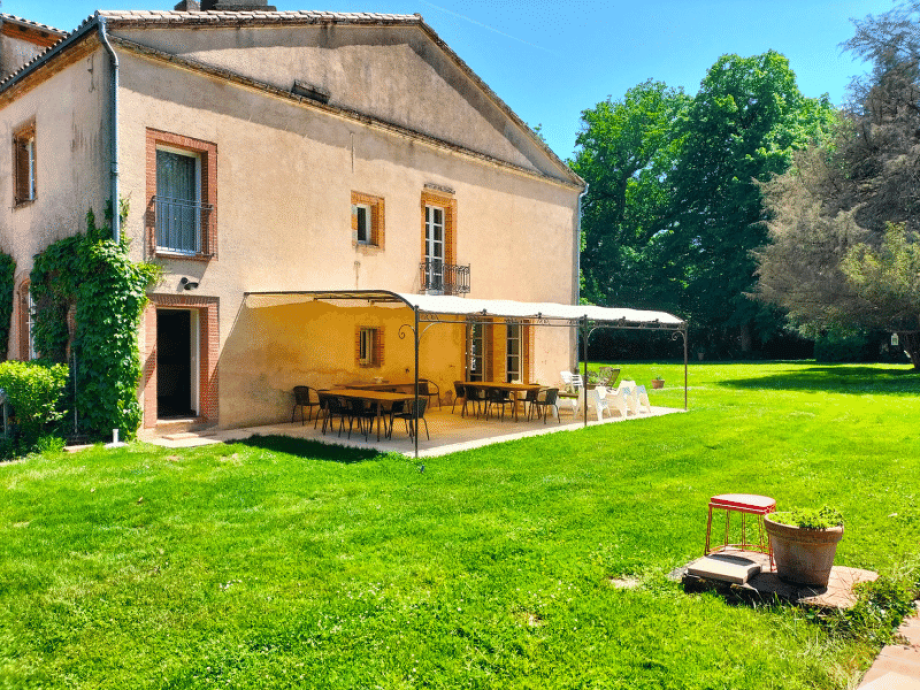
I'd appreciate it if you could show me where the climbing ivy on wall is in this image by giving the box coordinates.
[0,253,15,360]
[30,205,159,439]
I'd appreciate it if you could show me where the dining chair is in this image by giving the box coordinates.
[418,379,440,410]
[518,387,540,421]
[291,385,321,424]
[531,387,561,424]
[313,389,332,429]
[346,399,378,440]
[486,388,515,421]
[465,384,487,418]
[451,381,467,415]
[322,396,348,436]
[390,397,429,440]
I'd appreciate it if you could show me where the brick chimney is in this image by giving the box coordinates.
[199,0,278,10]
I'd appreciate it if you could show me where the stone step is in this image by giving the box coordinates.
[686,554,761,584]
[860,671,920,689]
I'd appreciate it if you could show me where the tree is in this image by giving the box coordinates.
[756,3,920,368]
[665,51,836,352]
[573,54,834,357]
[571,81,689,309]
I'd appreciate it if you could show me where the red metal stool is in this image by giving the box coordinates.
[705,493,776,568]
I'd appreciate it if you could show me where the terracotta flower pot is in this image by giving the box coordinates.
[651,379,664,389]
[764,515,844,587]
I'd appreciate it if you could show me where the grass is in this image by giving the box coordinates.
[2,362,920,688]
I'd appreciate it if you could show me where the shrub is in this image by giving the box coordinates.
[0,360,68,446]
[770,506,843,529]
[0,252,15,359]
[814,331,873,363]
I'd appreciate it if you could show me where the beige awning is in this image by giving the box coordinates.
[243,289,685,330]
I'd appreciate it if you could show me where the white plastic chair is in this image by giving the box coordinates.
[608,388,629,417]
[636,385,652,414]
[590,389,612,422]
[617,383,640,415]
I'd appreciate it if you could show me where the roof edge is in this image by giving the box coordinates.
[415,19,584,189]
[112,35,585,191]
[0,14,98,95]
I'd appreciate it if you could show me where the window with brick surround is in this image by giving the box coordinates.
[13,121,36,206]
[356,326,384,367]
[467,321,491,382]
[420,190,457,293]
[351,192,384,248]
[146,129,217,260]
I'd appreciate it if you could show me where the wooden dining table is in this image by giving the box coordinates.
[328,388,416,441]
[335,381,417,392]
[462,381,544,420]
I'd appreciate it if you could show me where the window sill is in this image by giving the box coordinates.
[154,249,215,262]
[353,242,383,254]
[13,198,36,209]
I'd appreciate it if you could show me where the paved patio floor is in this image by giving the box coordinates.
[142,404,683,457]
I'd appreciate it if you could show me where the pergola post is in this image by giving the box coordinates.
[581,316,589,428]
[414,306,420,459]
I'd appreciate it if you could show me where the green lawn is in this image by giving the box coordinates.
[2,362,919,689]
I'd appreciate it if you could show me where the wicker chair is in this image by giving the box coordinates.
[321,396,348,436]
[485,387,515,421]
[390,397,429,440]
[291,385,321,424]
[419,379,440,410]
[531,388,561,424]
[451,381,468,415]
[517,387,541,421]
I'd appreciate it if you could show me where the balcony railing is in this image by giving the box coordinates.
[419,260,470,295]
[155,196,214,256]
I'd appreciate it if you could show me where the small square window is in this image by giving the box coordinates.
[355,204,371,244]
[351,192,384,248]
[356,326,384,368]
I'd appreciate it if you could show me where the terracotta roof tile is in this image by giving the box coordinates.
[0,13,66,36]
[95,10,420,26]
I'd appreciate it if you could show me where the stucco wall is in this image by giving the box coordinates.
[221,300,570,428]
[0,33,47,80]
[0,47,110,358]
[117,48,578,428]
[111,23,567,183]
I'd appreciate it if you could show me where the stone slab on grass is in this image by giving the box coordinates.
[687,554,761,584]
[678,549,877,610]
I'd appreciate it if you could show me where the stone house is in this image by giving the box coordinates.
[0,1,586,433]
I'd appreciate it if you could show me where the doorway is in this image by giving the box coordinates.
[157,308,199,418]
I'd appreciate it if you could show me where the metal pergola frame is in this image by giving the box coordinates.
[243,290,689,458]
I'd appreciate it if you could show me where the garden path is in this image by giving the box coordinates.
[860,602,920,688]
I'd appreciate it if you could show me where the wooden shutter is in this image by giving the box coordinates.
[14,133,31,203]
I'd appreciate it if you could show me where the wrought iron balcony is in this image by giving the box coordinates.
[154,196,214,256]
[419,260,470,295]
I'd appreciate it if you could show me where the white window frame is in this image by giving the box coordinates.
[506,323,522,383]
[355,204,372,244]
[26,290,36,361]
[468,322,485,382]
[155,145,202,254]
[359,327,377,366]
[424,205,445,293]
[25,137,35,201]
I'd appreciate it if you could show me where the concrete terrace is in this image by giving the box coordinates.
[142,405,683,457]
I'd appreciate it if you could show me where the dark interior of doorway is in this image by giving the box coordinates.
[157,309,195,418]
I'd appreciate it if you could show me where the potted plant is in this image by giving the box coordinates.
[651,376,664,389]
[764,506,844,587]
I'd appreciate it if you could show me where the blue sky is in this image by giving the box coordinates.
[6,0,896,160]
